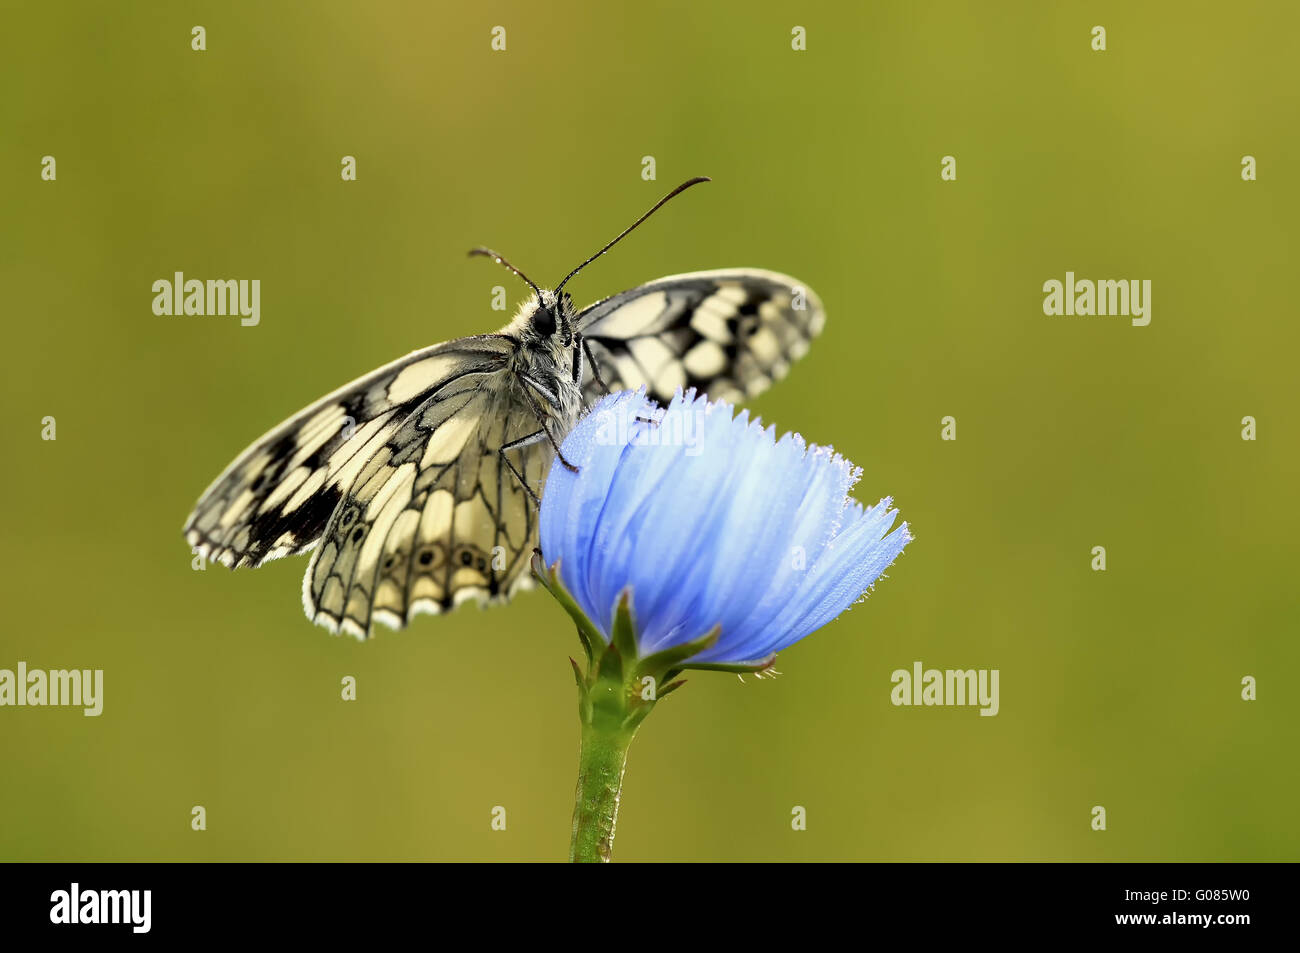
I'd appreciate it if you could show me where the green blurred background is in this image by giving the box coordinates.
[2,1,1296,861]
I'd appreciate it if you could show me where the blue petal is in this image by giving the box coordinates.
[539,390,912,664]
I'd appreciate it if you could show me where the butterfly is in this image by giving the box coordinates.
[183,177,826,638]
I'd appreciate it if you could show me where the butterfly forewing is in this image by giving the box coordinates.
[183,334,516,570]
[577,269,825,406]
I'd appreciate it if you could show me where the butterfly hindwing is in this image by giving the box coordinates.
[305,374,552,637]
[183,335,516,570]
[576,269,825,406]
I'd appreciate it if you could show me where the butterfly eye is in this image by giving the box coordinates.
[532,307,556,337]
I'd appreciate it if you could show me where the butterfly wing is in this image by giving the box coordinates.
[575,269,825,405]
[304,373,553,637]
[183,334,516,570]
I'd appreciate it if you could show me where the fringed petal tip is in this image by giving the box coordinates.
[539,391,913,667]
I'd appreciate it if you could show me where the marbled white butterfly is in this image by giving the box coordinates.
[183,178,825,637]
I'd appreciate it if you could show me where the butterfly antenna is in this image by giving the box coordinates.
[468,247,544,305]
[554,176,711,296]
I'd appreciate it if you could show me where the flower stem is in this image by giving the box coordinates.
[570,719,637,863]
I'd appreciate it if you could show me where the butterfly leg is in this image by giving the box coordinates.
[515,371,580,473]
[498,430,549,506]
[570,336,584,385]
[577,334,611,396]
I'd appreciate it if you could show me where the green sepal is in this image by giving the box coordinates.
[536,553,779,733]
[633,626,720,681]
[592,640,624,689]
[657,678,687,698]
[569,656,592,722]
[622,703,655,733]
[532,551,603,665]
[572,624,594,668]
[676,655,776,675]
[610,590,639,663]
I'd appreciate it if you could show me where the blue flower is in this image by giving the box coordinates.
[538,389,911,669]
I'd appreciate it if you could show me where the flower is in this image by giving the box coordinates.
[537,388,911,670]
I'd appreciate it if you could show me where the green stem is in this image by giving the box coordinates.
[570,719,637,862]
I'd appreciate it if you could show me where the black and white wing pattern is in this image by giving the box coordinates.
[302,374,551,637]
[184,334,552,637]
[576,269,825,406]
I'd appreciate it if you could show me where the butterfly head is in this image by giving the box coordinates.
[527,290,577,343]
[468,249,577,346]
[470,175,710,348]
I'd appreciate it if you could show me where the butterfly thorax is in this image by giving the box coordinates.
[501,290,584,428]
